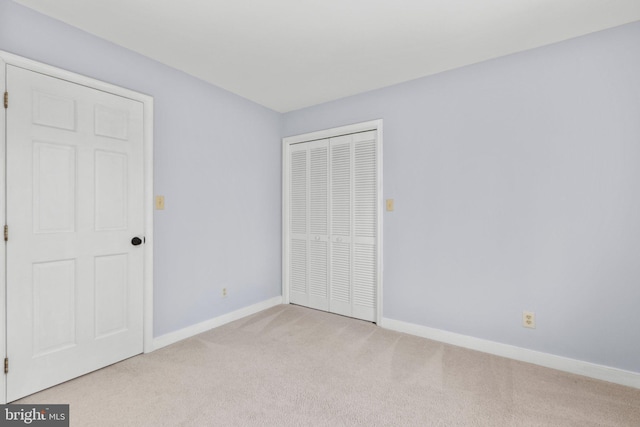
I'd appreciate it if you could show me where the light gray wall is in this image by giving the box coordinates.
[283,22,640,374]
[0,0,283,337]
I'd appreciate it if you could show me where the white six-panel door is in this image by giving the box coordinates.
[6,65,145,401]
[286,127,380,322]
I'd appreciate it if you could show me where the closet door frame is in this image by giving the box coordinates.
[282,119,383,323]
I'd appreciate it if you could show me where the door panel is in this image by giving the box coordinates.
[33,142,77,233]
[6,65,144,401]
[307,140,329,310]
[32,259,76,357]
[329,136,353,317]
[94,254,129,338]
[289,145,309,306]
[31,90,76,131]
[289,140,330,311]
[95,150,128,230]
[330,138,351,238]
[352,132,377,321]
[308,240,328,300]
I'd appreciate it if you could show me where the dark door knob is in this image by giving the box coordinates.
[131,237,143,246]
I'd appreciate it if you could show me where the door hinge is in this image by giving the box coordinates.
[3,225,7,242]
[3,92,7,109]
[4,358,7,374]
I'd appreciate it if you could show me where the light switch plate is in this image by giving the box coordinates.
[386,199,394,211]
[155,195,165,210]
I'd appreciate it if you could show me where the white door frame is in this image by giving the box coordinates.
[282,119,383,322]
[0,51,154,404]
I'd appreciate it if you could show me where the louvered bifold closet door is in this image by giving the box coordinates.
[289,140,330,310]
[289,144,309,306]
[329,135,354,318]
[307,139,330,310]
[287,129,378,322]
[352,131,377,321]
[328,131,377,321]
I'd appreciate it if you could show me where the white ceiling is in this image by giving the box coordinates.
[12,0,640,112]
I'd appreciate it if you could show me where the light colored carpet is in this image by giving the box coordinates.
[18,304,640,426]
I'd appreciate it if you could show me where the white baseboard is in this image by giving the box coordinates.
[380,317,640,390]
[152,296,283,351]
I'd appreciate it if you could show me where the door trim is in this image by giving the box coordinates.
[282,119,383,322]
[0,56,6,406]
[0,50,154,403]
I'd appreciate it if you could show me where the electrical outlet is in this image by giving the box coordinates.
[222,288,227,298]
[523,311,536,329]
